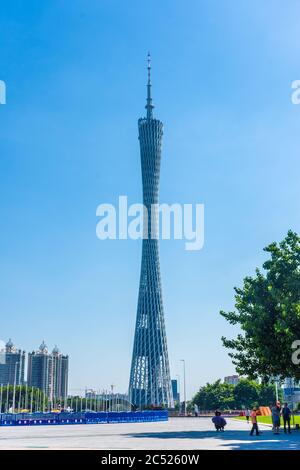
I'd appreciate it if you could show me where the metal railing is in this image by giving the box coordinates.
[0,410,168,426]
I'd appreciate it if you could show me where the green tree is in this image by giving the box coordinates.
[191,380,284,410]
[0,385,47,413]
[220,231,300,382]
[193,380,235,410]
[233,379,259,409]
[258,383,282,406]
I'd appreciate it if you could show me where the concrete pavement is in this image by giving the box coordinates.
[0,417,300,450]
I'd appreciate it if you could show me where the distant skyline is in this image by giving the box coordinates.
[1,1,300,399]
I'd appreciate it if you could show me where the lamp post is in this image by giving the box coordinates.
[291,379,295,428]
[176,374,181,416]
[275,379,279,403]
[180,359,186,416]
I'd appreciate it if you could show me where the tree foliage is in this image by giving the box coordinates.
[192,380,234,410]
[233,379,259,409]
[258,383,283,406]
[0,385,47,413]
[220,231,300,381]
[192,379,280,410]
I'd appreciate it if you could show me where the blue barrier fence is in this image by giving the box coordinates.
[0,410,168,426]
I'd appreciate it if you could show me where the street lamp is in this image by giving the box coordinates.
[180,359,187,416]
[291,378,295,428]
[275,378,279,403]
[176,374,181,416]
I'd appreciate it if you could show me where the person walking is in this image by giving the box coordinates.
[194,403,199,417]
[271,403,281,434]
[282,403,292,434]
[245,408,250,423]
[250,408,260,436]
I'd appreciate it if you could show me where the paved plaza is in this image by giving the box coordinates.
[0,417,300,450]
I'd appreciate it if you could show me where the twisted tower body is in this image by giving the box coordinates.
[129,56,173,408]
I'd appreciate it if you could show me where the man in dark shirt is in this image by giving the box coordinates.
[282,403,292,434]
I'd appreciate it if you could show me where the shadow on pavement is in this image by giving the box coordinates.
[124,429,300,450]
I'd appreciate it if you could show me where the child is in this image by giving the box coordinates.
[212,410,227,431]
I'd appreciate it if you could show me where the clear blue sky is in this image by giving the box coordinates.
[1,0,300,399]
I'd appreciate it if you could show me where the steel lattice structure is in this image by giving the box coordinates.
[129,56,173,409]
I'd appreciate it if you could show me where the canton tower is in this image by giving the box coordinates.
[129,55,173,409]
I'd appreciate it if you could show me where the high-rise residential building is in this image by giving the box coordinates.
[129,56,173,408]
[51,345,69,400]
[27,342,69,400]
[27,341,52,397]
[0,339,25,386]
[224,375,240,386]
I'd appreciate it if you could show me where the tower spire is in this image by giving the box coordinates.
[146,52,154,119]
